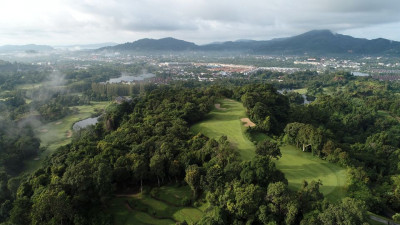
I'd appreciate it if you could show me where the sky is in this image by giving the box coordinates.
[1,0,400,45]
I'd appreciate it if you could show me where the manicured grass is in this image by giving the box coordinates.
[157,185,193,205]
[110,185,204,225]
[23,101,110,173]
[293,88,307,95]
[110,197,175,225]
[275,145,347,202]
[190,99,347,201]
[191,99,256,160]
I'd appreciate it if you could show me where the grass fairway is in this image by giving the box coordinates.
[191,99,347,201]
[110,197,175,225]
[275,145,347,201]
[110,185,204,225]
[191,99,256,160]
[24,101,110,173]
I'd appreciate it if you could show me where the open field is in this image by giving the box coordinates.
[24,101,110,173]
[110,185,204,225]
[275,145,347,201]
[191,99,347,201]
[191,99,256,160]
[293,88,307,94]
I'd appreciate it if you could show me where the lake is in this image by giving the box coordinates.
[73,116,100,131]
[352,71,369,77]
[278,89,313,105]
[107,73,155,83]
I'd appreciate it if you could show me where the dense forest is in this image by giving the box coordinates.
[1,63,400,224]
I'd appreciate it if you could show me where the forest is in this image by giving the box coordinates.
[1,63,400,224]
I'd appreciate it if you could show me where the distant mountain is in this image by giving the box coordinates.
[252,30,400,54]
[99,30,400,55]
[100,37,197,51]
[0,44,54,53]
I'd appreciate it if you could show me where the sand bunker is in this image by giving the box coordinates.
[66,130,72,138]
[240,118,256,127]
[215,104,227,110]
[33,157,40,161]
[40,129,48,133]
[55,121,62,125]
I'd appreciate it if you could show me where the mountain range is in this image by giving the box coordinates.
[0,44,54,53]
[99,30,400,55]
[1,30,400,55]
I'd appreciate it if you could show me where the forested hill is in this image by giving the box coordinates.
[99,30,400,55]
[5,80,395,224]
[100,37,197,51]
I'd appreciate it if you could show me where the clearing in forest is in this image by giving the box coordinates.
[192,99,346,201]
[24,101,110,173]
[275,145,347,201]
[110,185,206,225]
[191,99,256,160]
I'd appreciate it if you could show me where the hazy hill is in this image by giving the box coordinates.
[0,44,54,53]
[100,37,197,51]
[100,30,400,55]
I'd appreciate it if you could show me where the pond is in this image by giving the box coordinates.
[278,89,313,105]
[107,73,155,83]
[73,116,100,131]
[352,71,369,77]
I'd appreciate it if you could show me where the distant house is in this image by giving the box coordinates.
[115,96,132,104]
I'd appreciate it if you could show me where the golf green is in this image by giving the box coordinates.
[191,99,256,160]
[276,145,347,201]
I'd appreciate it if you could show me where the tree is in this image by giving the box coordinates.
[31,189,73,225]
[318,198,369,225]
[169,160,181,183]
[185,164,202,198]
[219,181,264,220]
[256,140,282,159]
[150,154,166,187]
[393,213,400,222]
[9,197,32,225]
[131,153,147,193]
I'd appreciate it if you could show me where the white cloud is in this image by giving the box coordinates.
[0,0,400,45]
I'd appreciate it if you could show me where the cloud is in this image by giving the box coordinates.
[1,0,400,45]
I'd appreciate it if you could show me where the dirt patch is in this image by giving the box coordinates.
[66,130,72,138]
[215,104,227,110]
[240,118,256,127]
[55,121,62,125]
[40,129,48,133]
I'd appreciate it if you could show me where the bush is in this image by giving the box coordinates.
[150,188,159,198]
[181,197,191,206]
[193,201,201,207]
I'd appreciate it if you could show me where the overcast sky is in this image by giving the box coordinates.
[1,0,400,45]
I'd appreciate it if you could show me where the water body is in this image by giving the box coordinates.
[352,71,369,77]
[73,116,100,131]
[107,73,155,83]
[278,89,313,105]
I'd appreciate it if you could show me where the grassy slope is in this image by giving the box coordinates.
[275,145,347,201]
[190,98,347,201]
[110,185,204,225]
[191,99,256,160]
[24,101,110,173]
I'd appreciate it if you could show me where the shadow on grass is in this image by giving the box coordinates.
[127,194,203,224]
